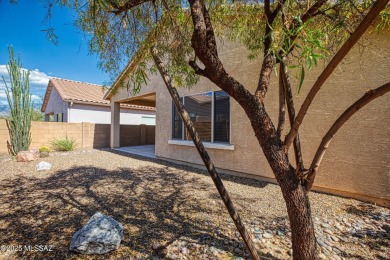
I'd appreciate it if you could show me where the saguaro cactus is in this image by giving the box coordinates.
[2,47,33,155]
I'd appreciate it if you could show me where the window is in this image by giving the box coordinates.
[57,113,63,122]
[172,98,183,139]
[172,91,230,143]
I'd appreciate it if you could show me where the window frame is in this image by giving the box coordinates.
[171,91,231,144]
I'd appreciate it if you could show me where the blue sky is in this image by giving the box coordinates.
[0,0,110,111]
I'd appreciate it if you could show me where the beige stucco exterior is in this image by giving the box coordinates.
[109,28,390,206]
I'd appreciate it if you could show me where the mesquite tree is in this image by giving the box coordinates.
[31,0,390,258]
[2,47,33,155]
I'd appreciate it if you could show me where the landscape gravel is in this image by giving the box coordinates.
[0,149,388,259]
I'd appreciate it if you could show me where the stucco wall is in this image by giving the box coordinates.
[68,103,156,125]
[111,29,390,206]
[43,85,69,121]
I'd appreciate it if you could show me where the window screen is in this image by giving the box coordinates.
[184,92,212,142]
[214,91,230,142]
[172,100,183,139]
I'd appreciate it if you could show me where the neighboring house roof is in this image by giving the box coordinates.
[41,78,155,112]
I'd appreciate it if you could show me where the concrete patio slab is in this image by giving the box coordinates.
[114,145,156,159]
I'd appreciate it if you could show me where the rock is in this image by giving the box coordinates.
[16,151,36,162]
[335,223,344,232]
[209,246,218,255]
[181,247,189,255]
[318,253,327,259]
[330,235,339,242]
[40,151,50,158]
[332,255,341,260]
[36,161,52,171]
[321,223,330,229]
[324,228,333,235]
[152,243,163,251]
[263,233,273,239]
[317,238,326,248]
[277,230,285,236]
[167,253,178,259]
[70,212,123,254]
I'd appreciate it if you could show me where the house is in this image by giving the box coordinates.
[41,78,156,124]
[104,30,390,206]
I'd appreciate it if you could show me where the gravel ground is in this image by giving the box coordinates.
[0,149,389,260]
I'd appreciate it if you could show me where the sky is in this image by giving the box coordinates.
[0,0,110,112]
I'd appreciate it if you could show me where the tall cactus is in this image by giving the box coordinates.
[2,47,33,155]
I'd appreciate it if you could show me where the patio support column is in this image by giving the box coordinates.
[45,114,50,122]
[110,102,120,148]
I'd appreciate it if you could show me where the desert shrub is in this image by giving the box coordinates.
[39,146,51,153]
[50,136,77,151]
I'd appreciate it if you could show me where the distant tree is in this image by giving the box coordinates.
[31,109,44,121]
[2,47,33,155]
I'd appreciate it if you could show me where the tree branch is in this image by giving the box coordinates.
[107,0,152,15]
[255,54,274,102]
[284,0,389,150]
[188,0,256,109]
[151,45,261,260]
[276,0,328,61]
[277,63,286,137]
[189,59,207,77]
[280,61,306,178]
[304,82,390,191]
[255,0,285,102]
[301,0,328,24]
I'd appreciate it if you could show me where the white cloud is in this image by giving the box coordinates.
[0,65,48,112]
[31,94,42,101]
[0,65,50,87]
[29,69,51,85]
[0,65,50,94]
[0,65,8,75]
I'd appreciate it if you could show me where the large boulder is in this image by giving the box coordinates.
[70,212,123,255]
[15,151,36,162]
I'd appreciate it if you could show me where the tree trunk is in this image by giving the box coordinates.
[246,110,316,259]
[278,171,317,259]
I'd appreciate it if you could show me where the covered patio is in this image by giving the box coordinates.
[109,91,157,151]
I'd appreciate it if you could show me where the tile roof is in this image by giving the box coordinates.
[41,78,155,112]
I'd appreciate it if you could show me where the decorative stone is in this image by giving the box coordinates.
[181,247,189,254]
[40,151,50,158]
[234,248,241,254]
[263,233,273,239]
[152,243,163,251]
[16,151,36,162]
[36,161,52,171]
[321,223,330,228]
[70,212,123,254]
[324,228,333,235]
